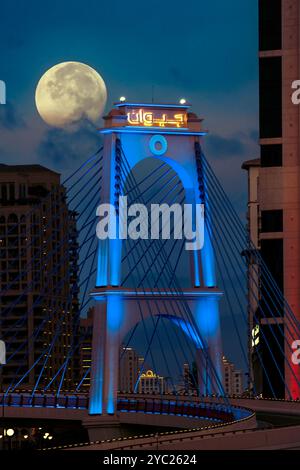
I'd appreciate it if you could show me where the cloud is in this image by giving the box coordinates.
[0,102,26,130]
[168,66,195,89]
[37,121,101,169]
[205,134,246,159]
[249,128,259,143]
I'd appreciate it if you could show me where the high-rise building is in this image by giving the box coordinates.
[182,362,199,394]
[78,307,94,389]
[243,0,300,399]
[119,347,139,393]
[0,164,79,390]
[222,356,243,397]
[77,322,150,394]
[183,363,190,392]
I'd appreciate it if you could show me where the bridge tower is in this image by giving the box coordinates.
[88,102,223,416]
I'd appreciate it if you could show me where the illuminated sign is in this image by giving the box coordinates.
[252,325,260,348]
[140,370,159,378]
[127,108,187,128]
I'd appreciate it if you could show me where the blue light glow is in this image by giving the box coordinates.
[149,135,168,156]
[200,224,216,287]
[194,296,220,337]
[89,346,104,415]
[100,128,207,136]
[106,295,125,414]
[109,237,122,286]
[193,250,201,287]
[96,242,108,286]
[162,314,203,348]
[114,102,191,109]
[107,295,124,332]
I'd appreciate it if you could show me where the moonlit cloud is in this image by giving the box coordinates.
[0,102,26,130]
[37,121,101,169]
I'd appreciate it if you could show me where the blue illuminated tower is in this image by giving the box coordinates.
[89,102,223,415]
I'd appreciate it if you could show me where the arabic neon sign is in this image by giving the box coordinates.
[127,108,187,128]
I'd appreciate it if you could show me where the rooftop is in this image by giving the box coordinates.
[114,102,191,110]
[241,158,260,170]
[0,164,60,175]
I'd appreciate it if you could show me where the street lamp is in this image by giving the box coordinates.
[5,428,15,451]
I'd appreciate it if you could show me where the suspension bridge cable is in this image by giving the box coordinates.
[203,181,295,397]
[204,213,275,397]
[1,167,101,310]
[202,155,300,340]
[203,157,300,392]
[119,161,186,394]
[1,148,103,242]
[121,180,183,265]
[134,316,161,393]
[1,181,101,365]
[0,175,102,325]
[202,154,300,333]
[0,155,103,281]
[119,151,216,392]
[120,149,231,400]
[119,149,225,399]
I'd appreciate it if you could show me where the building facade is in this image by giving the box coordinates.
[0,164,79,390]
[119,347,139,393]
[222,356,243,397]
[138,369,165,395]
[243,0,300,399]
[78,307,94,390]
[182,362,199,394]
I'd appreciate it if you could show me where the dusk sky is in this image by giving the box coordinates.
[0,0,259,215]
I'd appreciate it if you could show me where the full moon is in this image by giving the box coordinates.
[35,62,107,127]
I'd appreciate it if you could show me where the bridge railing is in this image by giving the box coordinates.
[0,392,252,424]
[117,397,236,423]
[0,392,89,409]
